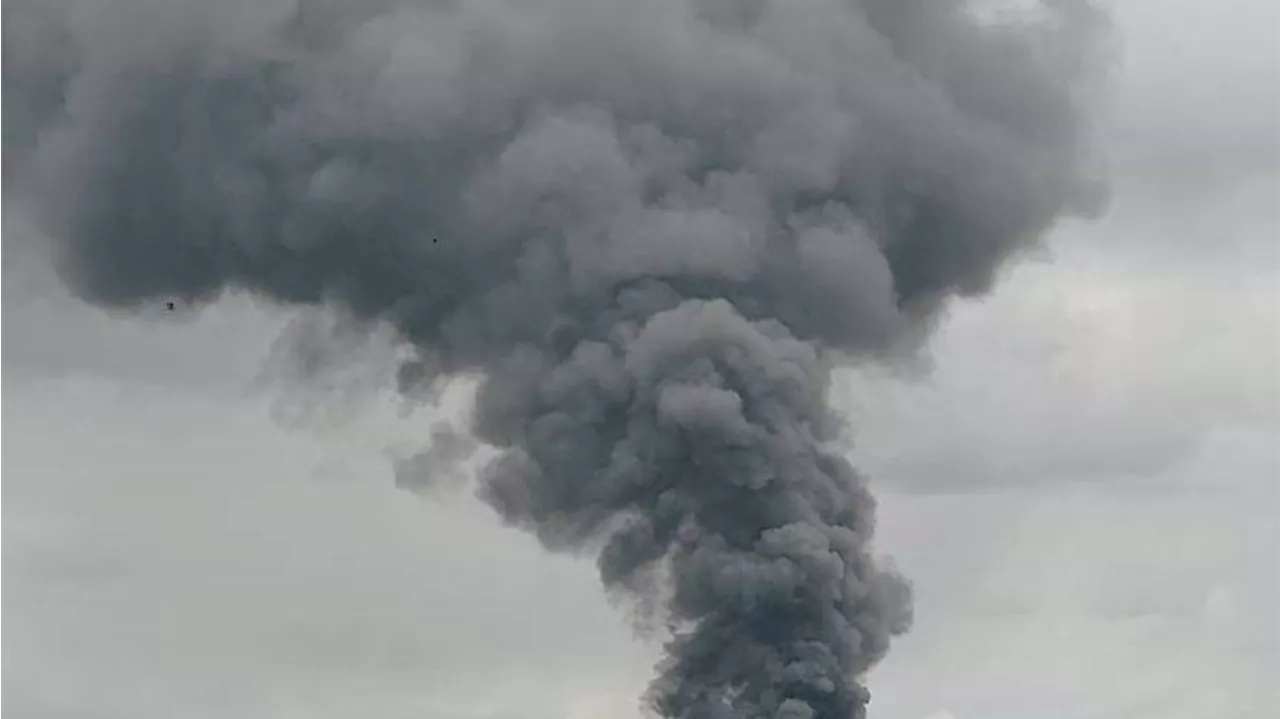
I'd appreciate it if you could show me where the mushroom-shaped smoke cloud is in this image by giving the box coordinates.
[3,1,1108,716]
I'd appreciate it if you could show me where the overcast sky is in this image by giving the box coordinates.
[3,1,1278,718]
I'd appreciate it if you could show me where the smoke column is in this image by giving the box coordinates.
[3,1,1107,716]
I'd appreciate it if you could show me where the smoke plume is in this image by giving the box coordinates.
[3,0,1107,716]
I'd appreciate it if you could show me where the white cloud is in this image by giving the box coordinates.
[2,376,656,719]
[838,227,1279,494]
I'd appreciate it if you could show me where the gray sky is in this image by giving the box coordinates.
[3,1,1278,718]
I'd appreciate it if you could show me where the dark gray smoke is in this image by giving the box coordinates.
[3,0,1108,716]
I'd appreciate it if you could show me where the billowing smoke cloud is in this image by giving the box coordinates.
[3,0,1107,716]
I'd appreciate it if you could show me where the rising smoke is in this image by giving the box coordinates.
[3,0,1108,716]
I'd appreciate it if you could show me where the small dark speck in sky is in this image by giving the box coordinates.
[165,301,176,311]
